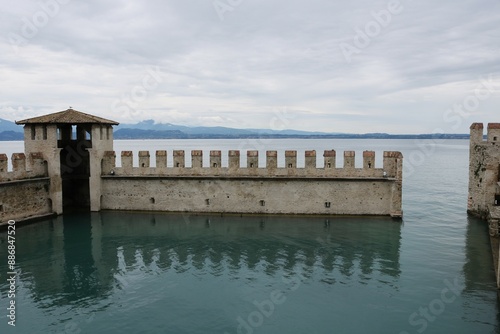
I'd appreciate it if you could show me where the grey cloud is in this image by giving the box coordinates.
[1,0,499,133]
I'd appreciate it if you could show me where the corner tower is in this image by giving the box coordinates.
[468,123,500,232]
[16,108,119,214]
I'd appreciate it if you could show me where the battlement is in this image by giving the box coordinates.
[0,152,48,182]
[101,149,403,179]
[470,123,500,144]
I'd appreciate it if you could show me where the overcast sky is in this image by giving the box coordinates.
[1,0,499,133]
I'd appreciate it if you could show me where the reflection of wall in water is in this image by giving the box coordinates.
[2,212,402,307]
[62,214,104,301]
[463,216,496,291]
[95,212,402,283]
[0,217,66,299]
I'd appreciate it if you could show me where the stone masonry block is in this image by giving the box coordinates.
[247,150,258,168]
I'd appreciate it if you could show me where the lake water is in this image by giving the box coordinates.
[0,139,499,333]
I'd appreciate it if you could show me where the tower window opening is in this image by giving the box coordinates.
[31,126,36,140]
[260,200,265,207]
[43,126,47,140]
[325,202,331,208]
[288,163,293,168]
[368,162,372,168]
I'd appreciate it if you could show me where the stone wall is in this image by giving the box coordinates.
[468,123,500,222]
[100,150,403,217]
[0,153,52,223]
[468,122,500,288]
[0,147,404,221]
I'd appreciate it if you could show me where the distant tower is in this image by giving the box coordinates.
[16,108,119,214]
[468,123,500,233]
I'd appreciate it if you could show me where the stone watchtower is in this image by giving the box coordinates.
[16,108,119,214]
[468,123,500,233]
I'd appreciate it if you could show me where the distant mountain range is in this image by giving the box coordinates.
[113,120,336,137]
[0,117,471,141]
[0,118,23,140]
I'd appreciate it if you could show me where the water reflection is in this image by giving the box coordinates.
[463,216,496,290]
[0,212,402,307]
[460,216,500,328]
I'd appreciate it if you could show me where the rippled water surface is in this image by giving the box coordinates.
[0,139,498,333]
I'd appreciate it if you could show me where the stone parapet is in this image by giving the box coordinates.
[470,122,500,144]
[0,152,48,182]
[101,149,403,180]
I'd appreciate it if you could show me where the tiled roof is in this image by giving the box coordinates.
[488,123,500,129]
[15,108,119,125]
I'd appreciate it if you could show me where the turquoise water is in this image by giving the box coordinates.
[0,139,499,333]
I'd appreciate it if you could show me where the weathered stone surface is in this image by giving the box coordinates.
[468,123,500,220]
[0,179,51,223]
[101,176,397,216]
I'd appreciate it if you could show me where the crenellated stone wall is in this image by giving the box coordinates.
[0,153,48,181]
[0,146,404,222]
[0,152,52,223]
[101,149,402,179]
[2,109,405,224]
[99,149,403,217]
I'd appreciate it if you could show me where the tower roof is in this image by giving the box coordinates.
[488,123,500,129]
[15,108,119,125]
